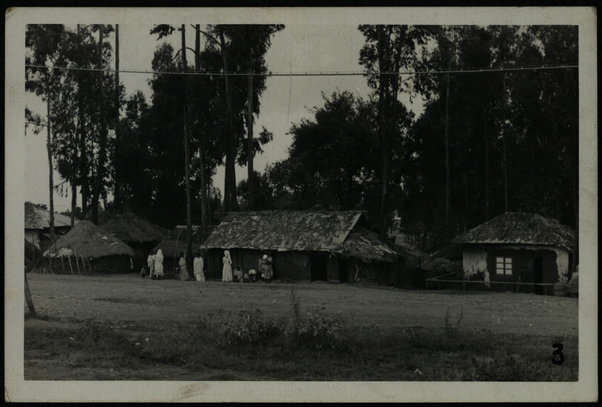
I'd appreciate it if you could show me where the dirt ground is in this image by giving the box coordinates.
[26,273,577,336]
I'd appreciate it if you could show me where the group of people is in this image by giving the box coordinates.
[141,249,205,281]
[144,249,164,279]
[141,249,274,283]
[176,251,206,282]
[221,250,274,283]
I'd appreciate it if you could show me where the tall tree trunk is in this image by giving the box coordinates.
[195,25,208,232]
[483,114,490,221]
[181,24,193,275]
[91,26,107,224]
[46,87,55,250]
[113,24,121,211]
[220,31,237,212]
[501,75,508,212]
[377,26,389,241]
[76,24,89,217]
[70,181,76,226]
[247,70,255,209]
[444,67,451,239]
[77,26,88,216]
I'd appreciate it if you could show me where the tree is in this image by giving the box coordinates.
[265,91,412,231]
[26,24,66,250]
[358,25,428,239]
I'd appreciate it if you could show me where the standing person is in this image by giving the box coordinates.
[154,249,164,279]
[147,252,155,279]
[178,252,189,280]
[193,252,205,282]
[264,253,274,283]
[222,250,233,282]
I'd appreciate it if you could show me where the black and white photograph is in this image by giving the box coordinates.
[4,6,597,403]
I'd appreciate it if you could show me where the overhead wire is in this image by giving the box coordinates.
[24,63,579,77]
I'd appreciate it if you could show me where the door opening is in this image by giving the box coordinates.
[310,252,328,281]
[534,256,544,295]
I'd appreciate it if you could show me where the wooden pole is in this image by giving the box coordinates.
[67,256,74,274]
[75,255,81,274]
[60,256,65,273]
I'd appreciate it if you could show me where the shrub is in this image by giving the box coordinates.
[291,305,346,351]
[222,309,282,347]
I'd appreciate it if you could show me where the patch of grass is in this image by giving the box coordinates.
[25,306,578,381]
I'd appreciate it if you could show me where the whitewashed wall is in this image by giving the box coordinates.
[461,244,570,283]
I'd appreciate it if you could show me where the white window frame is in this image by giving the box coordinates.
[495,256,513,276]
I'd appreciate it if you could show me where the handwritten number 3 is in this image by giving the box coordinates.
[552,343,564,365]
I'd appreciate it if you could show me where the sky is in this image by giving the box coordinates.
[25,24,423,212]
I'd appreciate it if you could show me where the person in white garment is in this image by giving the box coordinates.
[147,253,155,279]
[193,252,205,282]
[222,250,233,282]
[178,252,189,280]
[154,249,164,279]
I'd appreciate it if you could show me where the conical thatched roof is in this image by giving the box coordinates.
[340,227,398,263]
[44,220,134,258]
[100,212,167,245]
[453,212,576,251]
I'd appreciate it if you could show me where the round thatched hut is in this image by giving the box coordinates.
[44,220,134,274]
[99,212,167,272]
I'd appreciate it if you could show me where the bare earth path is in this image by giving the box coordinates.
[27,273,577,336]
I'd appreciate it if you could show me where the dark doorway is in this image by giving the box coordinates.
[534,256,544,295]
[310,252,328,281]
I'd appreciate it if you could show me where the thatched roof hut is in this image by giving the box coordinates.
[340,226,398,263]
[452,212,575,250]
[100,212,167,245]
[452,212,576,294]
[201,210,399,282]
[44,220,134,258]
[202,210,363,253]
[44,221,134,273]
[154,225,205,258]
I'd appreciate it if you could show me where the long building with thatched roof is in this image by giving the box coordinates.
[201,210,399,283]
[100,212,168,271]
[452,212,576,294]
[44,220,134,274]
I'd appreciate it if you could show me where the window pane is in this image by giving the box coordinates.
[505,258,512,265]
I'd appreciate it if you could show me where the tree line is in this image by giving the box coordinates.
[26,24,577,255]
[239,25,578,251]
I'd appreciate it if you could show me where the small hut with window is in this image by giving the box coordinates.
[453,212,576,294]
[200,210,399,283]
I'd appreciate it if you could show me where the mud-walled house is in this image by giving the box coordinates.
[453,212,576,295]
[200,210,399,283]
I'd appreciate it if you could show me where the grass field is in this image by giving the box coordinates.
[25,273,578,381]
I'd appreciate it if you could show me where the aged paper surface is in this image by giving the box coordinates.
[5,6,597,402]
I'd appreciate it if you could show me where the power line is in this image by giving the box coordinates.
[25,63,578,78]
